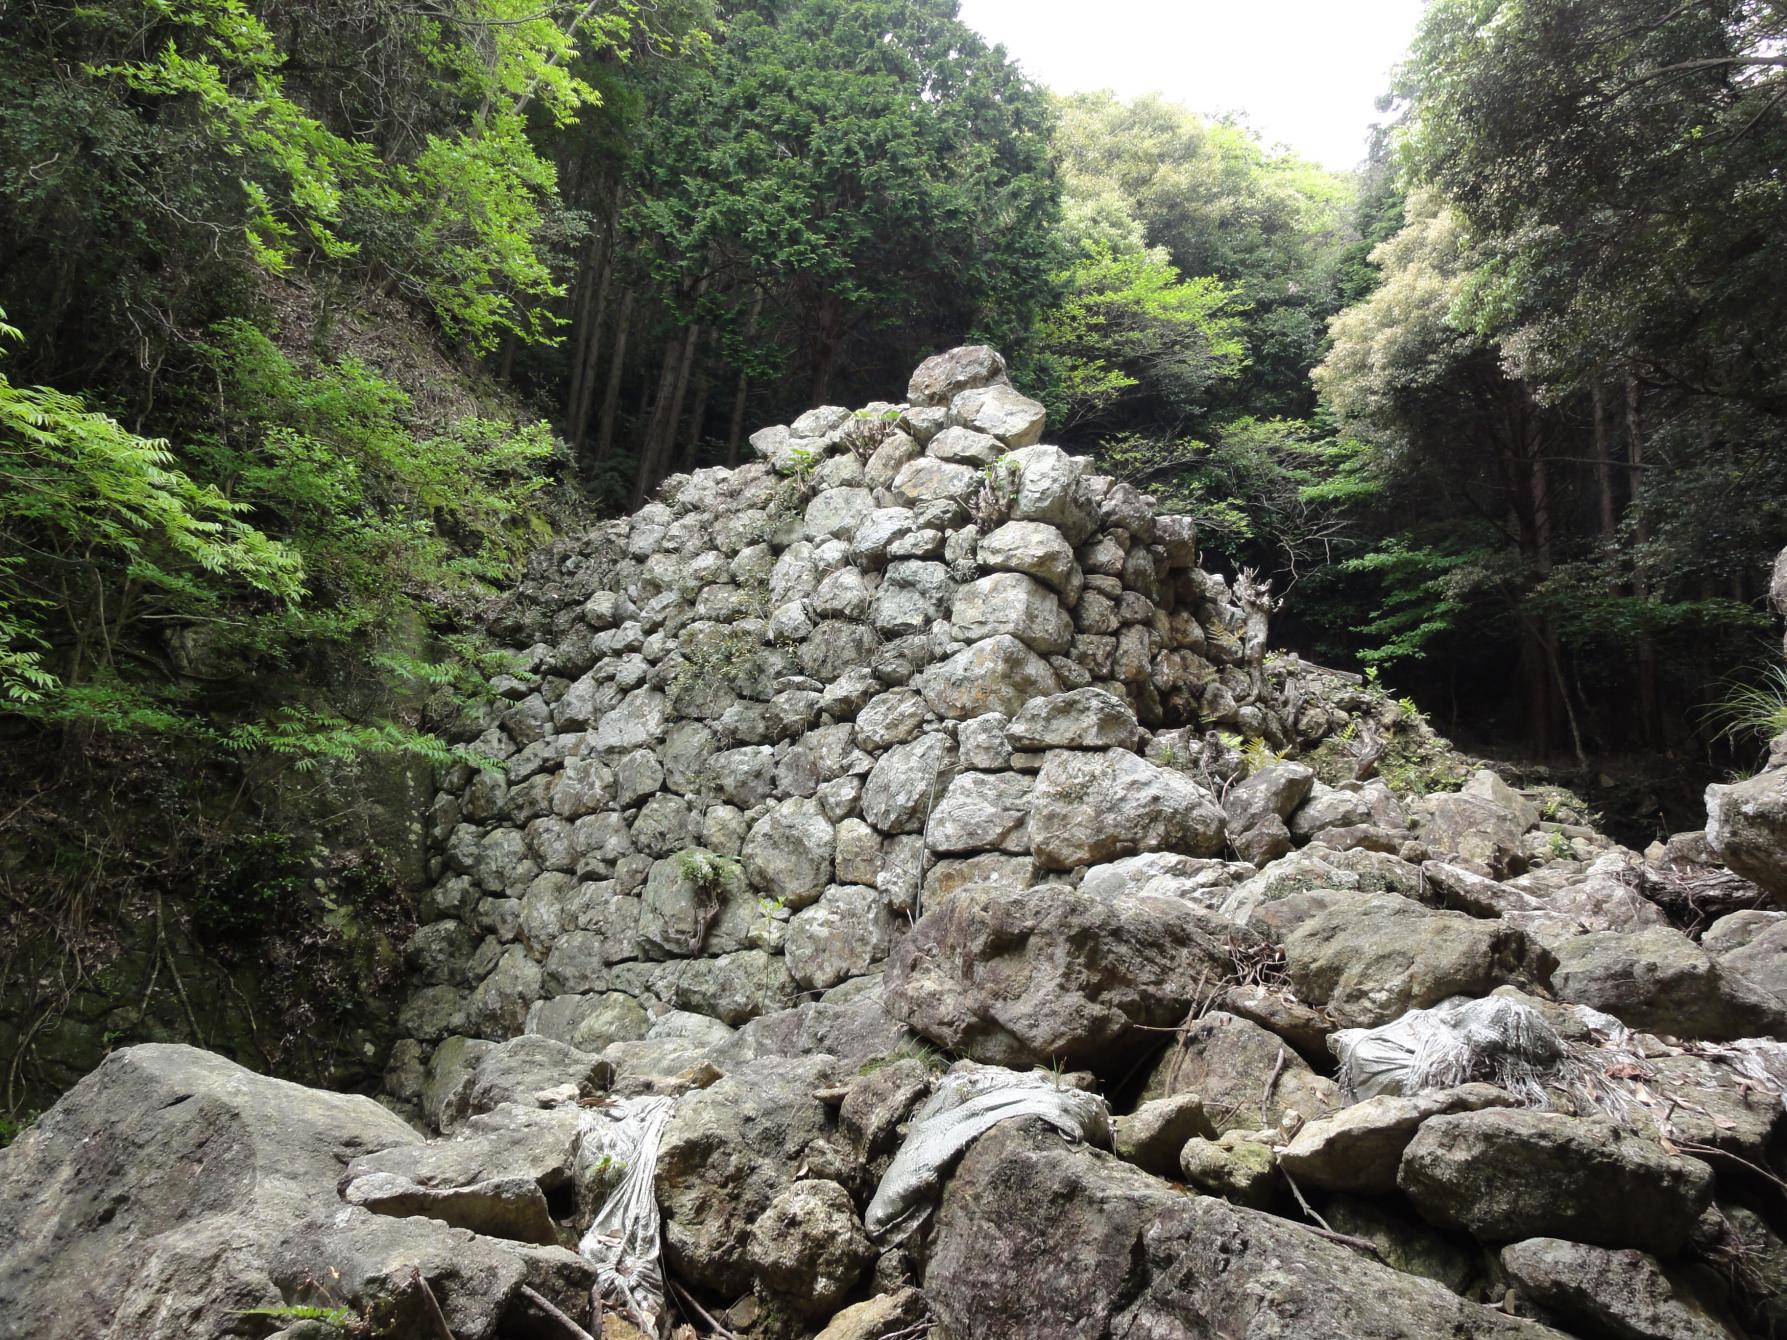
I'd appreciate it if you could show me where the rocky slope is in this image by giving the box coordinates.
[6,348,1787,1340]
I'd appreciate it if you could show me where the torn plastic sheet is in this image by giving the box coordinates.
[865,1063,1110,1245]
[576,1094,677,1338]
[1330,995,1566,1104]
[1331,995,1787,1128]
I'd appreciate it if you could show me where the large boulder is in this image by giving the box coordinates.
[1005,688,1139,752]
[907,345,1010,408]
[1706,769,1787,898]
[920,634,1061,719]
[1501,1237,1741,1340]
[1548,925,1787,1040]
[1029,747,1226,870]
[744,1178,876,1317]
[977,520,1077,595]
[925,1122,1568,1340]
[1280,891,1555,1028]
[884,883,1243,1074]
[949,383,1046,448]
[0,1044,426,1339]
[1277,1083,1516,1194]
[1137,1010,1340,1135]
[1398,1108,1714,1255]
[949,572,1073,654]
[654,1055,840,1294]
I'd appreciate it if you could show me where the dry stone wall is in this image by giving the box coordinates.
[386,347,1331,1106]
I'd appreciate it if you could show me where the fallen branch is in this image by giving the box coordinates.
[1259,1046,1286,1126]
[667,1277,739,1340]
[519,1286,596,1340]
[1279,1169,1385,1262]
[412,1267,458,1340]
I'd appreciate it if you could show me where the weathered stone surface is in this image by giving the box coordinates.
[716,979,914,1069]
[272,1206,594,1339]
[1138,1010,1340,1135]
[885,883,1245,1073]
[1223,760,1316,833]
[0,1045,422,1340]
[1277,1083,1516,1194]
[1706,769,1787,897]
[1549,925,1787,1040]
[926,424,1004,465]
[853,687,929,751]
[1178,1130,1278,1207]
[1002,444,1099,544]
[1029,747,1226,870]
[949,383,1046,448]
[1079,851,1247,900]
[925,770,1032,854]
[1281,892,1554,1028]
[1005,687,1138,751]
[590,687,666,756]
[742,797,835,907]
[1501,1237,1740,1340]
[785,884,894,990]
[861,732,956,835]
[1398,1108,1713,1254]
[950,572,1073,654]
[1112,1093,1214,1176]
[920,634,1061,719]
[814,1287,929,1340]
[907,345,1009,408]
[890,456,979,507]
[526,991,650,1054]
[1412,789,1529,876]
[464,1034,603,1114]
[977,520,1077,594]
[652,949,801,1025]
[654,1055,838,1294]
[926,1123,1566,1340]
[804,486,875,541]
[744,1178,876,1315]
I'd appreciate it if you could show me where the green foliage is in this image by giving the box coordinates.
[1341,540,1487,666]
[1030,244,1246,434]
[1701,666,1787,762]
[1403,0,1787,409]
[240,1304,353,1327]
[198,321,552,616]
[0,310,303,706]
[625,0,1060,406]
[0,0,637,368]
[1047,92,1357,420]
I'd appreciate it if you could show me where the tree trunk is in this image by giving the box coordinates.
[632,337,683,507]
[594,287,635,463]
[1626,378,1661,747]
[680,356,713,475]
[726,288,766,466]
[1591,384,1618,539]
[568,179,623,451]
[810,291,841,405]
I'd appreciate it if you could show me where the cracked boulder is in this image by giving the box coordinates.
[885,883,1246,1074]
[925,1122,1568,1340]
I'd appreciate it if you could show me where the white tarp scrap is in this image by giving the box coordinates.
[1330,994,1787,1131]
[865,1064,1111,1245]
[575,1094,677,1338]
[1330,995,1566,1104]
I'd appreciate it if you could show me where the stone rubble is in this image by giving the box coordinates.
[5,348,1787,1340]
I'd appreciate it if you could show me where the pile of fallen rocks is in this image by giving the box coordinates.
[5,350,1787,1340]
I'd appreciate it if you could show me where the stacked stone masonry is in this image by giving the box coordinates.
[391,346,1311,1094]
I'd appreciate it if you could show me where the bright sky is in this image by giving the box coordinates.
[955,0,1427,171]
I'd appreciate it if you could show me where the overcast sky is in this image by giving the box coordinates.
[954,0,1427,171]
